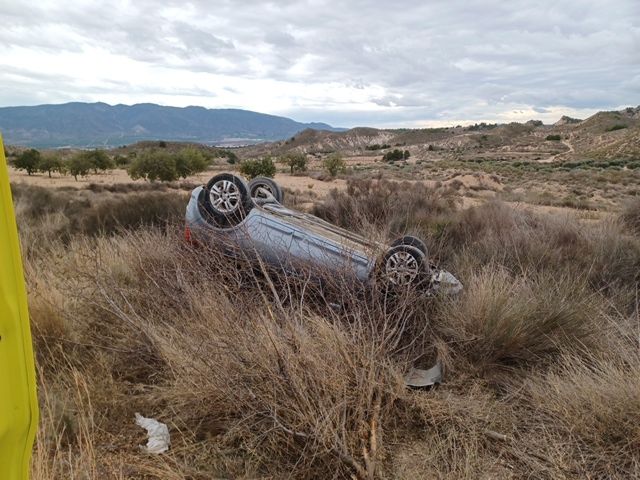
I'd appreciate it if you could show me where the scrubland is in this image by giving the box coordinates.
[14,177,640,479]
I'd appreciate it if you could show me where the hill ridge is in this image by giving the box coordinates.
[0,102,344,148]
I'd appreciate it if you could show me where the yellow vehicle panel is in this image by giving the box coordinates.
[0,134,38,479]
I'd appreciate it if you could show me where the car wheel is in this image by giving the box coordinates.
[390,235,428,257]
[381,244,426,287]
[248,177,284,203]
[202,173,253,227]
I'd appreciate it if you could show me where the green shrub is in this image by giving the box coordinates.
[546,134,562,141]
[322,153,346,177]
[606,124,627,132]
[239,157,276,179]
[382,149,406,162]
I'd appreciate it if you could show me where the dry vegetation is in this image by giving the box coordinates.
[14,177,640,479]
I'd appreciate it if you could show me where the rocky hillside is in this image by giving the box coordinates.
[245,106,640,162]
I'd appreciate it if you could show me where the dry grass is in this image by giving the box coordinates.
[15,180,640,479]
[621,196,640,234]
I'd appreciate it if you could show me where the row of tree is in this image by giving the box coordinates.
[11,147,212,182]
[12,149,115,180]
[11,147,349,182]
[382,149,410,162]
[239,152,346,179]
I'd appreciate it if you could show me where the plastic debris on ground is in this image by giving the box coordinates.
[404,362,443,388]
[135,413,170,454]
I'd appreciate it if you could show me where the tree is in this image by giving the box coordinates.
[403,150,410,160]
[239,157,276,179]
[37,154,63,178]
[128,150,178,182]
[175,147,208,178]
[382,149,405,162]
[13,149,41,175]
[83,150,114,173]
[322,153,346,177]
[113,155,129,167]
[279,152,307,174]
[66,154,93,181]
[127,148,209,182]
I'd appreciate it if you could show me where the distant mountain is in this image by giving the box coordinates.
[0,102,344,148]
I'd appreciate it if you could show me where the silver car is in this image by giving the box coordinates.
[185,173,462,293]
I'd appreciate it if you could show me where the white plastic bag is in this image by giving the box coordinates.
[135,413,170,454]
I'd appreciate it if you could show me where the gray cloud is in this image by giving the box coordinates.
[0,0,638,126]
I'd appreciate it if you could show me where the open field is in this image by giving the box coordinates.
[13,166,640,478]
[8,106,640,478]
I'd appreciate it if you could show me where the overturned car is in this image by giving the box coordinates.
[185,173,462,294]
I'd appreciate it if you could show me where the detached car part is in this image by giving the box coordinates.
[185,173,462,292]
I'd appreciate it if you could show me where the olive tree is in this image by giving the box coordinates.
[279,152,307,174]
[38,154,64,178]
[322,153,346,177]
[13,149,41,175]
[239,157,276,179]
[66,154,93,181]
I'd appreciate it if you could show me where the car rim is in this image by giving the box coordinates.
[385,251,419,285]
[210,180,241,213]
[253,183,273,199]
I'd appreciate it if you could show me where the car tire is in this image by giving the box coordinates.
[380,244,427,287]
[248,177,284,203]
[202,173,253,227]
[390,235,428,257]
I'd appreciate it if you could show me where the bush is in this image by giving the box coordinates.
[365,144,391,151]
[13,148,41,175]
[382,149,406,162]
[620,197,640,234]
[239,157,276,179]
[79,192,187,235]
[312,177,458,235]
[606,124,628,132]
[436,266,601,368]
[224,150,239,164]
[279,152,307,174]
[545,134,562,141]
[322,153,346,177]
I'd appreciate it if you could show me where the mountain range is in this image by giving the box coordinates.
[0,102,343,148]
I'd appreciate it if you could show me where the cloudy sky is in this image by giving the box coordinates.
[0,0,638,127]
